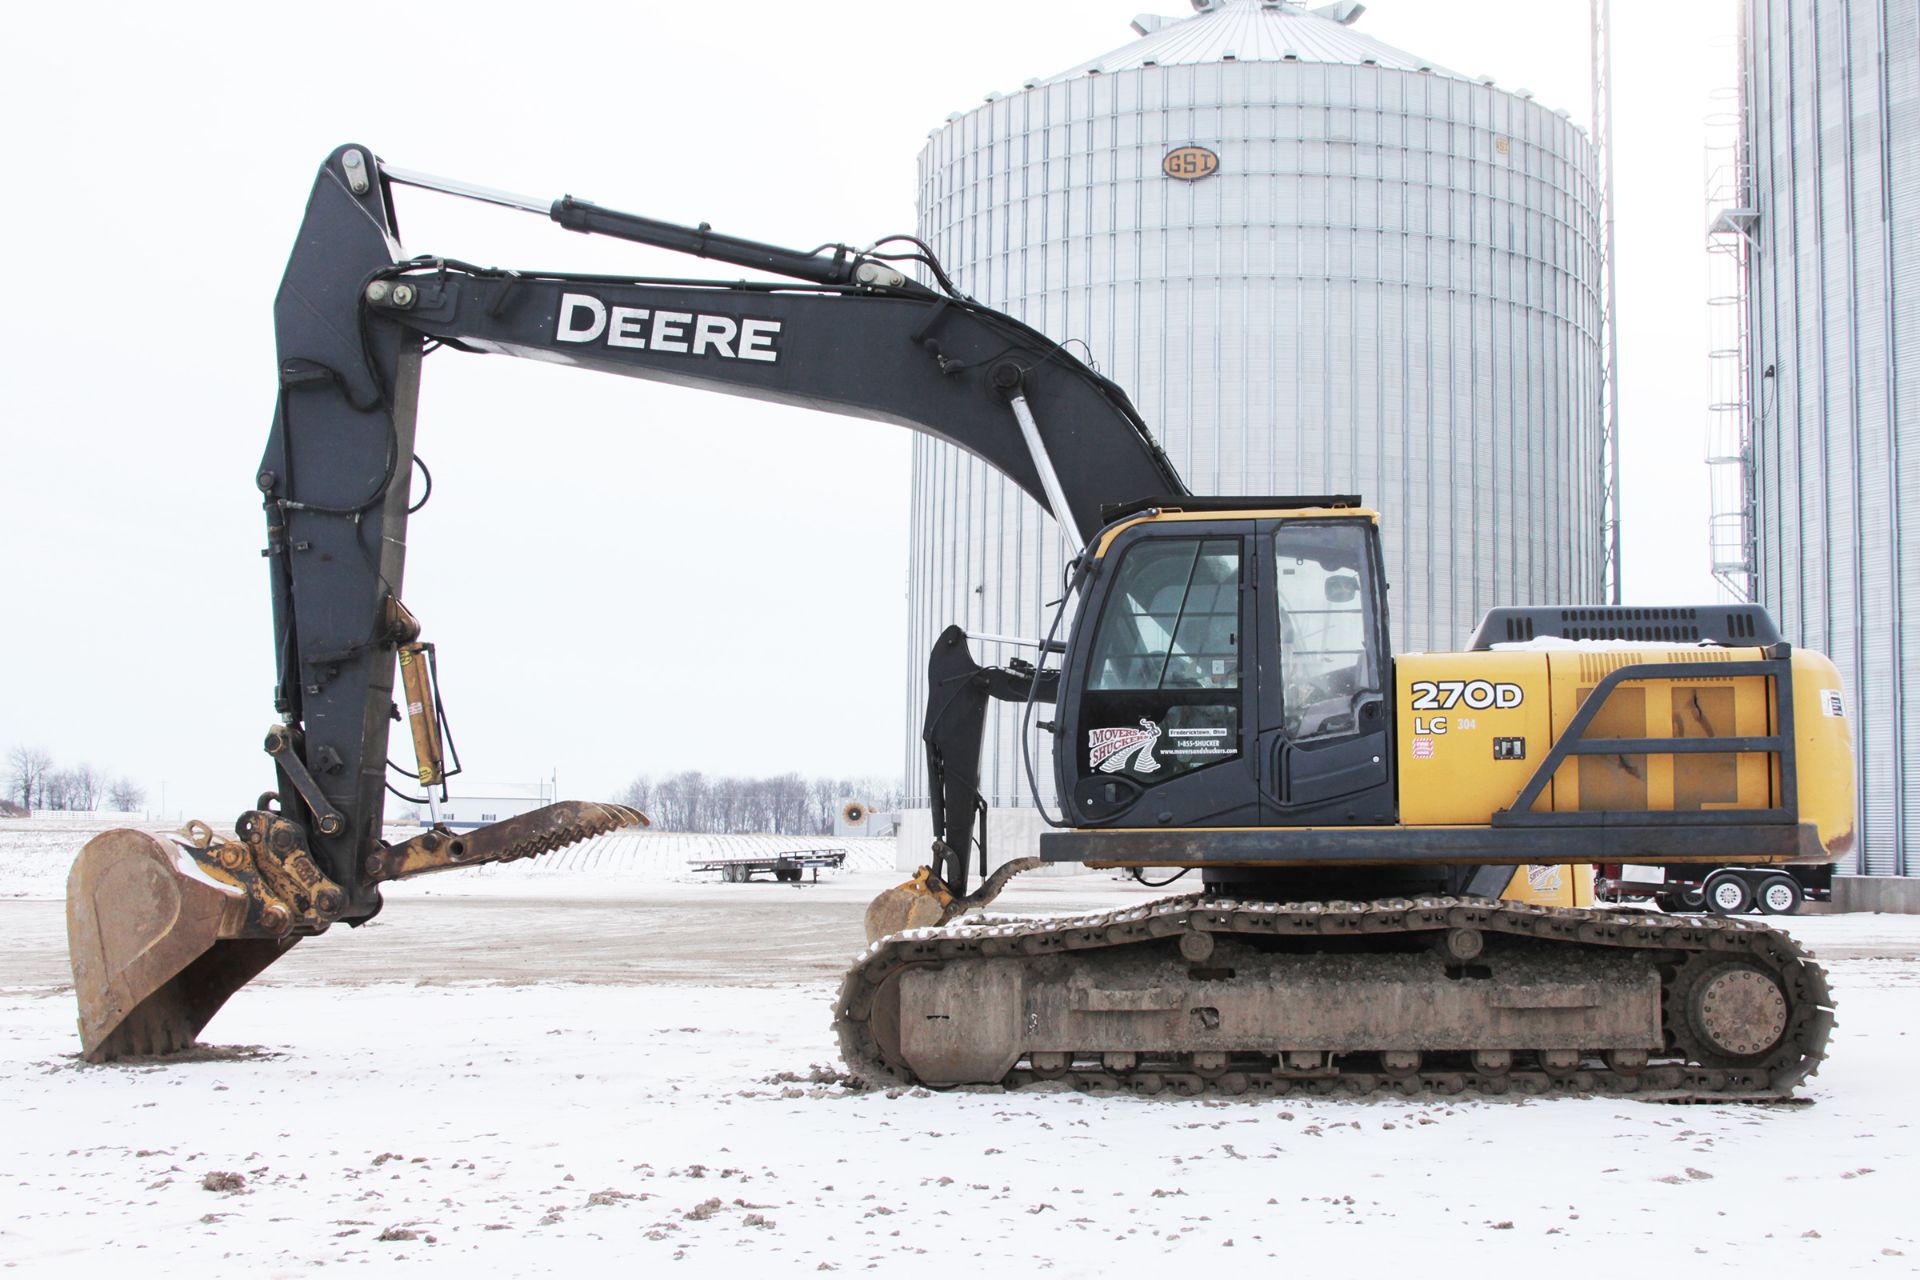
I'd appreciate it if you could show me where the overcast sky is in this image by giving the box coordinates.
[0,0,1736,818]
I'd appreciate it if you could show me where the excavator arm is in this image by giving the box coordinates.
[68,144,1187,1060]
[267,144,1182,901]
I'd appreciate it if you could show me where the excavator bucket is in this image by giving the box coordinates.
[67,828,296,1062]
[863,867,955,943]
[67,801,649,1062]
[862,855,1044,944]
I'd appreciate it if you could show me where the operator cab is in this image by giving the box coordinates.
[1057,499,1396,831]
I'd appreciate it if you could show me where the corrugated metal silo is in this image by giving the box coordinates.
[905,0,1606,823]
[1738,0,1920,878]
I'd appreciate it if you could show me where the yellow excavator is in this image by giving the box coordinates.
[68,147,1851,1099]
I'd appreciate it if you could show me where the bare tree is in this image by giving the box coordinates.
[860,775,905,813]
[107,778,146,812]
[649,777,677,830]
[69,763,102,811]
[709,777,742,833]
[758,772,801,834]
[651,771,709,832]
[612,768,904,834]
[736,777,773,833]
[810,777,840,835]
[33,764,108,810]
[675,771,709,831]
[6,746,51,810]
[40,769,75,810]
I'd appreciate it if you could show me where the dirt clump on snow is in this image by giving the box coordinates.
[761,1062,870,1093]
[79,1044,279,1069]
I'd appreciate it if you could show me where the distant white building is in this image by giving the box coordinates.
[433,781,554,830]
[834,799,899,840]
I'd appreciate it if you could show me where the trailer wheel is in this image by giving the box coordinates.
[1658,887,1706,914]
[1704,871,1753,915]
[775,868,802,883]
[1756,874,1802,915]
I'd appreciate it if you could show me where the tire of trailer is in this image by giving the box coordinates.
[1756,873,1802,916]
[775,868,801,882]
[1658,887,1706,914]
[1705,871,1753,915]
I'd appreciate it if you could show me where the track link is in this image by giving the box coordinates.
[832,895,1835,1101]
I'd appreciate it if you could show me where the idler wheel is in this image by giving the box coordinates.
[1691,966,1789,1059]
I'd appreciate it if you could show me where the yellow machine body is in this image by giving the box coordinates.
[1493,862,1595,908]
[1073,504,1854,871]
[1395,645,1855,862]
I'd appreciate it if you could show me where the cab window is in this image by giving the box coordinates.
[1089,538,1240,691]
[1273,523,1380,739]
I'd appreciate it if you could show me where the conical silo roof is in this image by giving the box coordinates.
[1041,0,1460,83]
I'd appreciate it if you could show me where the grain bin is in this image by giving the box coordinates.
[904,0,1606,828]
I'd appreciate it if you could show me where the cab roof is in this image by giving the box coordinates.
[1093,498,1380,557]
[1098,494,1364,524]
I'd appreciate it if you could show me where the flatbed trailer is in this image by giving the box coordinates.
[1595,861,1832,916]
[688,849,849,884]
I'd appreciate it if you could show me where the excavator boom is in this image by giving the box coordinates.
[68,145,1185,1059]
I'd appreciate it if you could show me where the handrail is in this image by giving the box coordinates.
[1490,650,1797,829]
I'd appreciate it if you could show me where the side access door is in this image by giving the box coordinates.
[1254,518,1396,825]
[1060,522,1260,828]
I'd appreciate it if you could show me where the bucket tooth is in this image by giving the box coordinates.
[372,801,649,881]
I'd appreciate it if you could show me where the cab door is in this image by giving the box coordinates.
[1254,518,1396,825]
[1061,523,1260,828]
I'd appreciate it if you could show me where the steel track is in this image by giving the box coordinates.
[832,895,1835,1101]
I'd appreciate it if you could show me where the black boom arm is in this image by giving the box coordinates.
[258,145,1186,911]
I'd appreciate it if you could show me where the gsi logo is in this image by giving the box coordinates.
[1163,146,1220,181]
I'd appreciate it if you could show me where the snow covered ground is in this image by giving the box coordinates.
[0,816,899,902]
[3,817,1917,1275]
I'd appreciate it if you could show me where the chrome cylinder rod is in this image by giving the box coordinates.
[1006,391,1088,553]
[379,163,550,216]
